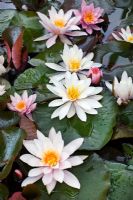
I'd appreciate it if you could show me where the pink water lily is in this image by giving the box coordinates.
[34,7,87,48]
[7,90,37,120]
[20,127,87,194]
[74,0,104,34]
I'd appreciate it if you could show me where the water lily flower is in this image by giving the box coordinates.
[0,55,7,76]
[0,85,6,96]
[112,26,133,43]
[47,72,103,121]
[105,71,133,105]
[46,44,102,82]
[7,90,37,120]
[20,127,87,194]
[74,0,104,34]
[87,67,103,85]
[34,7,87,48]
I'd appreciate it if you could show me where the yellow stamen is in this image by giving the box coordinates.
[69,59,81,72]
[83,11,95,23]
[15,100,26,111]
[127,35,133,42]
[67,85,80,101]
[42,150,60,167]
[54,19,65,28]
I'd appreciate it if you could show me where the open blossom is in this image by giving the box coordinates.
[34,7,87,48]
[112,26,133,43]
[47,72,103,122]
[0,55,7,76]
[7,90,37,120]
[20,127,87,194]
[87,67,103,85]
[0,85,6,96]
[106,71,133,105]
[46,44,102,82]
[74,0,104,34]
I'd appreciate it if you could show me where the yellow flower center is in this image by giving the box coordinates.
[15,100,26,111]
[42,150,60,167]
[67,85,80,101]
[127,35,133,42]
[54,19,65,28]
[69,59,81,72]
[83,11,95,23]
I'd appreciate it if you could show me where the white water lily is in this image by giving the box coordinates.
[105,71,133,105]
[112,26,133,43]
[0,55,7,76]
[47,72,103,121]
[46,44,102,82]
[20,127,87,194]
[34,7,87,48]
[0,85,6,96]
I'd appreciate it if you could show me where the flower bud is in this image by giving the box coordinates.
[87,67,103,85]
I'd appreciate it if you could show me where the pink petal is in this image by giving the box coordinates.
[81,0,87,10]
[59,35,72,45]
[46,35,58,48]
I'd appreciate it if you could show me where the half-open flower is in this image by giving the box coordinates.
[0,55,7,76]
[87,67,103,85]
[7,90,37,120]
[45,44,102,82]
[112,26,133,43]
[47,72,103,121]
[105,71,133,105]
[20,127,87,194]
[74,0,104,34]
[0,85,6,96]
[34,7,87,48]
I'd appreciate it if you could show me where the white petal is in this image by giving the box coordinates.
[53,169,64,183]
[28,167,44,177]
[63,138,84,156]
[0,55,4,64]
[21,175,42,187]
[23,140,41,158]
[105,81,112,91]
[49,99,67,107]
[63,170,80,189]
[42,173,53,185]
[67,103,76,118]
[45,63,66,71]
[59,102,72,120]
[59,160,71,169]
[34,34,53,41]
[20,154,42,167]
[49,127,64,154]
[75,103,87,121]
[112,33,122,41]
[46,179,57,194]
[67,156,87,166]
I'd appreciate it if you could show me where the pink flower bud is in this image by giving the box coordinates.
[14,169,23,179]
[87,67,103,85]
